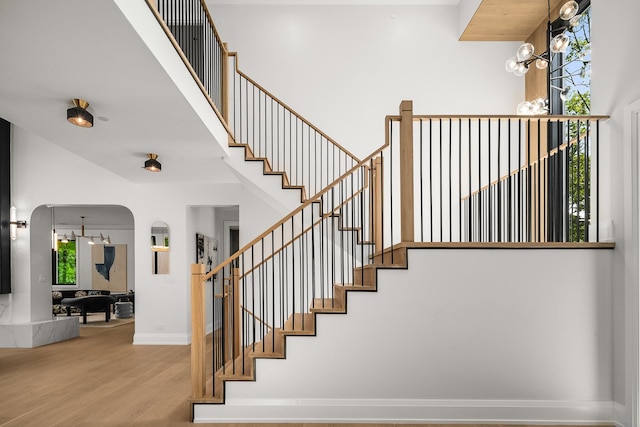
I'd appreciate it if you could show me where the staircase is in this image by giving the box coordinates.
[147,0,360,212]
[145,0,611,421]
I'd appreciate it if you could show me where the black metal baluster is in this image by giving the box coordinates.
[478,119,482,241]
[429,119,433,242]
[458,118,462,242]
[488,119,492,242]
[390,121,394,262]
[497,119,502,242]
[380,149,385,265]
[596,120,600,242]
[270,98,273,173]
[584,119,590,242]
[518,119,523,242]
[527,120,532,242]
[558,122,571,242]
[439,119,443,242]
[300,208,305,331]
[271,231,275,350]
[537,120,541,242]
[507,119,512,242]
[449,119,453,242]
[468,119,472,241]
[420,119,424,242]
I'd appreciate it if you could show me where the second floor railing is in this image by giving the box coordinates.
[148,0,360,200]
[382,102,608,246]
[155,0,226,115]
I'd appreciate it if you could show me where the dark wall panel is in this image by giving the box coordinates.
[0,118,11,294]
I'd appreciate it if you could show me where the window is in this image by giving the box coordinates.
[55,240,76,285]
[550,1,591,115]
[547,0,591,241]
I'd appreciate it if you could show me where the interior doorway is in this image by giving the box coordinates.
[224,220,239,268]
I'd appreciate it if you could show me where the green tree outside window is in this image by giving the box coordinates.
[57,241,76,284]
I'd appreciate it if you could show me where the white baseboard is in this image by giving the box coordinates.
[133,332,189,345]
[193,398,616,424]
[613,402,627,427]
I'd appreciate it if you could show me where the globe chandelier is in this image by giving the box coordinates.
[505,0,589,115]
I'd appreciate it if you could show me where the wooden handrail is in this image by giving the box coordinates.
[387,114,609,124]
[411,114,610,121]
[228,52,361,164]
[240,306,273,331]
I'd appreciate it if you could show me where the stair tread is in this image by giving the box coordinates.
[250,329,286,357]
[355,263,405,269]
[283,313,315,335]
[310,298,345,313]
[335,283,376,291]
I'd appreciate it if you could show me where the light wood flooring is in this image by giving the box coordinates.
[0,323,614,427]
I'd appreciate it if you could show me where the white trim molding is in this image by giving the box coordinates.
[133,333,189,345]
[623,99,640,427]
[193,398,616,424]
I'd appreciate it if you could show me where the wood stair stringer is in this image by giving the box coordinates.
[229,142,308,202]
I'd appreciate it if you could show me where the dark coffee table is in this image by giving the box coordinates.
[60,295,117,324]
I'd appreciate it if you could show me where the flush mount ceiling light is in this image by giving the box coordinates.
[144,153,161,172]
[66,98,94,128]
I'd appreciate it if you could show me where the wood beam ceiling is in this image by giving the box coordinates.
[460,0,564,41]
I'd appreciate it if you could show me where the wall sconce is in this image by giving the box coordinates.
[67,98,94,128]
[144,153,161,172]
[10,206,28,240]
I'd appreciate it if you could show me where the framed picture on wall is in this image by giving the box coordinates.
[196,233,218,281]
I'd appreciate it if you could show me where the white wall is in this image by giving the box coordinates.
[195,247,614,423]
[4,125,283,346]
[590,1,640,425]
[210,4,522,159]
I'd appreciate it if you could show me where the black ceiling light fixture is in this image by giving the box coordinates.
[144,153,161,172]
[66,98,94,128]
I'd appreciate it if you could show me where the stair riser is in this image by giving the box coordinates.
[353,266,376,286]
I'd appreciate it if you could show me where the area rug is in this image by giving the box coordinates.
[79,312,135,328]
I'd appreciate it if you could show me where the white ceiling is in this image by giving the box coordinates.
[51,205,134,230]
[0,0,465,188]
[0,0,234,184]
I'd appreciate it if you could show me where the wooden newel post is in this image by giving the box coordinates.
[190,263,206,399]
[399,100,415,243]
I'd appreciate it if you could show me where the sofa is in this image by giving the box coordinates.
[52,290,135,323]
[52,290,110,315]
